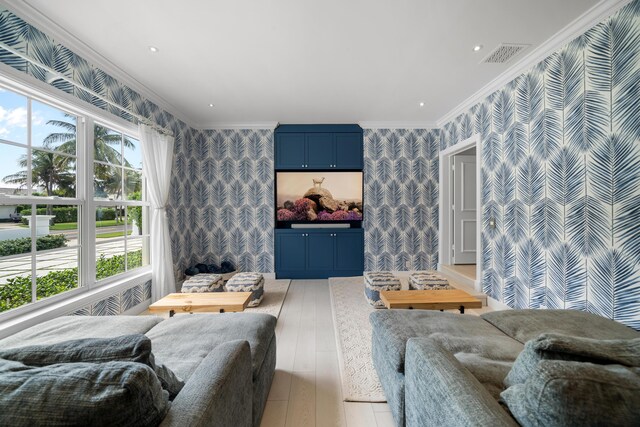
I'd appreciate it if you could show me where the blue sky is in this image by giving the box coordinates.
[0,87,142,190]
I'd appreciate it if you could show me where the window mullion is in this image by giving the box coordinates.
[27,99,36,303]
[26,98,32,195]
[84,118,97,288]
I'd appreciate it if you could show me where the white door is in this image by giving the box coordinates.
[453,155,476,264]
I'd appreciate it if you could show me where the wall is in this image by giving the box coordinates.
[363,129,440,271]
[439,0,640,329]
[194,128,440,275]
[0,8,198,312]
[189,129,275,272]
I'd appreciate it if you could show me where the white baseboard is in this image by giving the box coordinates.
[121,300,151,316]
[487,296,512,311]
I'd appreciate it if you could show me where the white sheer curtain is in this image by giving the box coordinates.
[139,124,176,301]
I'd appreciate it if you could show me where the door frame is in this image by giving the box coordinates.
[438,134,482,291]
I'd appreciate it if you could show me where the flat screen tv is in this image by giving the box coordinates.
[276,172,363,226]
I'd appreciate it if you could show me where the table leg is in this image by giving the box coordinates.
[459,306,465,314]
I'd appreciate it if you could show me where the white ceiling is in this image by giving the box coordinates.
[13,0,607,128]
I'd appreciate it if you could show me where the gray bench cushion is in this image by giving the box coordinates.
[370,310,523,375]
[481,310,640,344]
[501,360,640,427]
[145,313,276,382]
[505,334,640,387]
[0,358,169,427]
[0,316,164,349]
[0,334,185,400]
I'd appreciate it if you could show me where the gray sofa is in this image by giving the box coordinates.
[371,309,640,427]
[0,313,277,427]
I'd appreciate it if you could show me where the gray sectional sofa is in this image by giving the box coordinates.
[371,309,640,427]
[0,313,277,427]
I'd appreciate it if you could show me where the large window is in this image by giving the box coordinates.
[93,124,149,281]
[0,84,149,315]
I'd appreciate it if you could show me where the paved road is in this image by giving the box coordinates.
[0,238,144,285]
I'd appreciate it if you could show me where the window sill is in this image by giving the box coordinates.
[0,268,152,340]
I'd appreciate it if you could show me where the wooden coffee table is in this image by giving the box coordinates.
[379,289,482,314]
[148,292,252,317]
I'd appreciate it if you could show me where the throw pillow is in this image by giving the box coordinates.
[0,334,184,400]
[501,360,640,427]
[504,333,640,387]
[0,358,170,427]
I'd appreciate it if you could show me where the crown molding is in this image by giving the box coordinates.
[358,121,437,130]
[1,0,197,130]
[436,0,632,127]
[198,122,280,130]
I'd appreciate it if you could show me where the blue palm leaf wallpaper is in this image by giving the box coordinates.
[364,128,440,271]
[439,0,640,329]
[195,129,274,272]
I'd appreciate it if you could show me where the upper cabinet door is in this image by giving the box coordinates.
[306,133,335,169]
[276,133,306,169]
[335,133,363,169]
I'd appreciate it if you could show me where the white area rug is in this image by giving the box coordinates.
[329,276,386,402]
[245,279,290,319]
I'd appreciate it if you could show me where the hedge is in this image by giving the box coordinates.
[0,249,143,313]
[0,234,68,257]
[20,207,117,224]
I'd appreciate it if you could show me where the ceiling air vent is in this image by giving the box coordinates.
[481,43,530,64]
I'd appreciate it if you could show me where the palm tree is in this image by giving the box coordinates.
[2,140,75,214]
[3,117,140,217]
[44,115,134,167]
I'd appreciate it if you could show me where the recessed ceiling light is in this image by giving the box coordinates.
[148,46,159,53]
[208,103,215,107]
[473,45,483,52]
[419,102,425,107]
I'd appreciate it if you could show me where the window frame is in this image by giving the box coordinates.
[0,77,151,321]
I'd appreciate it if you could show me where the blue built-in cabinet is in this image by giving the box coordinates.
[275,229,364,279]
[274,124,363,170]
[274,124,364,279]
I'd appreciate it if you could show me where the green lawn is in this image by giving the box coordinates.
[97,230,133,239]
[21,219,130,230]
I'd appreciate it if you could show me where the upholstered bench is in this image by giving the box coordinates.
[364,271,401,308]
[181,273,224,293]
[225,272,264,307]
[409,271,453,290]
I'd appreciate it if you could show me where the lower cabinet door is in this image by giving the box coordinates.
[334,231,364,271]
[276,233,306,272]
[307,232,335,270]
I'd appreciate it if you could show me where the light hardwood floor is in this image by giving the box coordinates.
[260,279,396,427]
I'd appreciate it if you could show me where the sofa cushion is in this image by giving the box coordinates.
[0,358,170,427]
[481,309,640,344]
[145,313,276,382]
[370,310,523,375]
[0,335,184,400]
[501,360,640,427]
[505,334,640,387]
[0,315,164,349]
[0,334,152,366]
